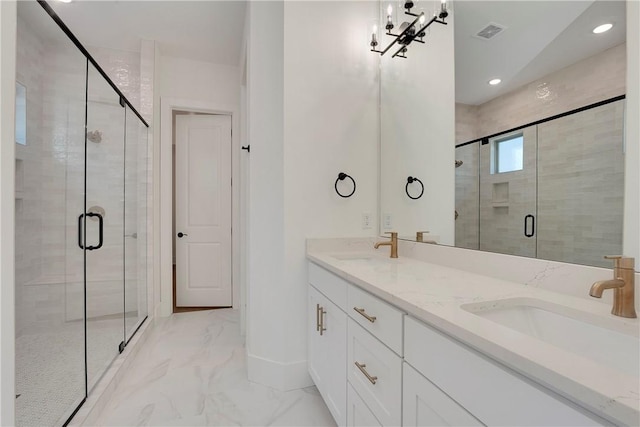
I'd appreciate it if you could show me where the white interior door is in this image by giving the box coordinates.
[175,114,232,307]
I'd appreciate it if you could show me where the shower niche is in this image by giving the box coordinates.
[15,2,150,426]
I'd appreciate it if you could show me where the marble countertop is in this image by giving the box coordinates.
[306,240,639,426]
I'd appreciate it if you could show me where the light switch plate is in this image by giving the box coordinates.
[362,212,372,229]
[383,213,392,229]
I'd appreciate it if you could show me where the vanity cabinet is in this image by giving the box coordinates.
[403,362,482,426]
[308,284,347,426]
[404,316,605,426]
[307,260,617,427]
[347,383,383,427]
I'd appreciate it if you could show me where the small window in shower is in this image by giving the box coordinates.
[15,82,26,145]
[493,133,523,173]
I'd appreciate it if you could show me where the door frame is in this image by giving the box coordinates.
[159,97,239,317]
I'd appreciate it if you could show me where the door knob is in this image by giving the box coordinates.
[177,232,188,238]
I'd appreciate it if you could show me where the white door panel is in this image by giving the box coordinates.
[176,114,232,307]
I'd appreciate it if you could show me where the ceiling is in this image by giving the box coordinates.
[455,1,626,105]
[47,0,247,66]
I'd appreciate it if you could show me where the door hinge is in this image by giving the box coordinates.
[119,341,125,353]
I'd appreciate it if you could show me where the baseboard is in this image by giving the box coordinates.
[247,353,314,391]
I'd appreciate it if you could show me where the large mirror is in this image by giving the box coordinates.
[379,0,629,268]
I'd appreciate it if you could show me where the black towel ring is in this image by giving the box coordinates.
[406,176,424,200]
[335,172,356,198]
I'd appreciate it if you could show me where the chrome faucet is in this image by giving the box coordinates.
[589,256,637,318]
[374,232,398,258]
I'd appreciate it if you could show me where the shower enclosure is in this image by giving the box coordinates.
[455,98,625,268]
[14,2,149,425]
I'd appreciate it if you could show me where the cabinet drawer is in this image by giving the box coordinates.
[347,383,382,427]
[405,317,604,426]
[348,284,404,355]
[403,362,482,426]
[348,319,402,426]
[309,261,348,311]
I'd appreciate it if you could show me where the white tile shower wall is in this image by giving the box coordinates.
[89,46,141,112]
[455,103,479,145]
[465,43,626,141]
[536,100,624,268]
[15,16,45,336]
[15,18,88,335]
[15,30,151,334]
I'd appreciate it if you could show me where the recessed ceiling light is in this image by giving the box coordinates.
[593,23,613,34]
[488,78,502,86]
[57,0,73,3]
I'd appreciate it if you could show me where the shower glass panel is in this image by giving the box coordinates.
[479,125,537,257]
[15,2,87,425]
[454,143,480,250]
[124,107,148,341]
[536,100,625,268]
[85,63,126,392]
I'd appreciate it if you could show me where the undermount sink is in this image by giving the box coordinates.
[461,298,640,377]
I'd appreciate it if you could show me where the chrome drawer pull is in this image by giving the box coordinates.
[316,304,321,332]
[353,307,377,323]
[355,361,377,385]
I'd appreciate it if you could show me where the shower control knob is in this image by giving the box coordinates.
[177,232,188,238]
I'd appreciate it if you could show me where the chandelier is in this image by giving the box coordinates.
[370,0,449,59]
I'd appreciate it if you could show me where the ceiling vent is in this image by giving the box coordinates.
[473,23,506,41]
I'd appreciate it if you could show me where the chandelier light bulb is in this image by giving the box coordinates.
[387,4,393,16]
[372,24,378,34]
[419,14,426,25]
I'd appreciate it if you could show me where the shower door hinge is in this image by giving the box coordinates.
[119,341,125,353]
[119,96,125,108]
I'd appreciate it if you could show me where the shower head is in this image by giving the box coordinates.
[455,160,463,168]
[87,130,102,143]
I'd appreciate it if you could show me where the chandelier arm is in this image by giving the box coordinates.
[379,13,424,56]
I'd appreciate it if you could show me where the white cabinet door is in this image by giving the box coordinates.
[347,383,382,427]
[309,284,347,426]
[347,319,402,426]
[403,362,482,426]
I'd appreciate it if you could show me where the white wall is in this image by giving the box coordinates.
[246,0,287,387]
[247,0,380,390]
[160,56,239,106]
[0,1,17,424]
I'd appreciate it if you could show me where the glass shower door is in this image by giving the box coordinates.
[124,107,148,341]
[479,125,538,257]
[15,2,87,424]
[85,63,126,391]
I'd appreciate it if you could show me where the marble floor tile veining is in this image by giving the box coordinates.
[92,309,336,427]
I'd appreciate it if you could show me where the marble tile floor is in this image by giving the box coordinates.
[91,309,336,426]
